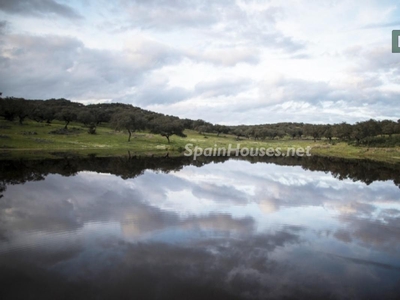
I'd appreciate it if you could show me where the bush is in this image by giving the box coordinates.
[357,135,400,147]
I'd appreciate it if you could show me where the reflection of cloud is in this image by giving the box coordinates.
[333,229,352,243]
[1,159,400,298]
[2,159,399,253]
[328,253,400,271]
[258,198,278,214]
[2,223,398,299]
[120,204,178,238]
[192,183,248,204]
[335,216,400,254]
[332,202,376,216]
[1,227,305,299]
[181,214,254,234]
[120,211,254,240]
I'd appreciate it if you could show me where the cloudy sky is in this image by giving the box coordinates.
[0,0,399,124]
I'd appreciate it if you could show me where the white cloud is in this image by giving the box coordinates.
[0,0,399,123]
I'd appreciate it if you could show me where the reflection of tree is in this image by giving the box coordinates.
[0,181,5,198]
[0,155,231,198]
[300,157,400,187]
[0,155,399,198]
[241,156,400,188]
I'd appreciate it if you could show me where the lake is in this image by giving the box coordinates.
[0,156,400,299]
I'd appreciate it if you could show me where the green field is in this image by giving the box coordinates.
[1,119,400,163]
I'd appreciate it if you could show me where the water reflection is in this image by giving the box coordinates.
[0,158,400,299]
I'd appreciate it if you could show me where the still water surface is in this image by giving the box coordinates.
[1,158,400,299]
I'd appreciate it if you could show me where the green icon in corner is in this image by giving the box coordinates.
[393,30,400,53]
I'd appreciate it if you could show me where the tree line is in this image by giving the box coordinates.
[0,97,187,143]
[1,96,399,145]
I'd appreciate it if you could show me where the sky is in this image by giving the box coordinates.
[0,0,399,125]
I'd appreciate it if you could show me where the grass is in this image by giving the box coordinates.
[1,118,400,163]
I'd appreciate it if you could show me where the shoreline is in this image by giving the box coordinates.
[1,145,400,165]
[1,120,399,163]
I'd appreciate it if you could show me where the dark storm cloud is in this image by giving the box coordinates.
[0,0,83,19]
